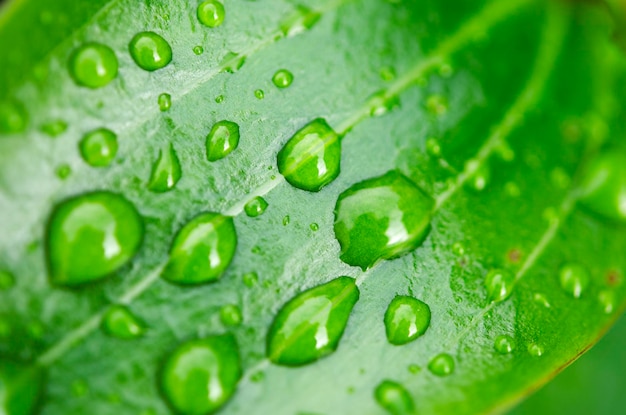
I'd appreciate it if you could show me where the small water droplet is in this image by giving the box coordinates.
[56,164,72,180]
[468,164,490,192]
[384,295,430,345]
[215,95,224,103]
[158,93,172,112]
[452,241,465,256]
[280,5,321,37]
[494,335,516,354]
[160,334,241,414]
[197,0,225,28]
[0,270,15,290]
[244,196,268,218]
[220,52,246,73]
[79,128,118,167]
[559,263,589,299]
[504,181,521,197]
[310,223,319,232]
[527,343,543,357]
[41,120,68,137]
[374,380,416,415]
[193,45,204,55]
[484,269,515,303]
[598,290,615,314]
[46,192,144,287]
[428,353,455,376]
[438,62,454,78]
[334,171,434,270]
[242,272,258,287]
[0,100,28,134]
[69,43,118,88]
[426,138,441,157]
[379,66,396,82]
[206,120,240,161]
[254,89,265,99]
[148,143,182,193]
[161,212,237,285]
[283,215,290,226]
[102,305,144,339]
[250,371,265,383]
[277,118,341,192]
[272,69,294,89]
[129,32,172,71]
[266,277,360,366]
[407,364,421,374]
[426,95,448,115]
[220,304,243,327]
[369,91,400,117]
[533,292,551,308]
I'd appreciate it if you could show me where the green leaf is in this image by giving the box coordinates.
[0,0,625,414]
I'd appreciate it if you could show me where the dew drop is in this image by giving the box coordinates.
[55,164,72,180]
[266,276,360,366]
[193,45,204,55]
[527,343,543,357]
[280,5,321,37]
[310,223,319,232]
[438,62,454,78]
[250,371,265,383]
[598,290,615,314]
[215,95,225,104]
[504,181,521,197]
[426,95,448,115]
[407,364,421,374]
[160,334,241,415]
[272,69,294,89]
[452,241,465,256]
[79,128,118,167]
[254,89,265,100]
[334,171,434,270]
[206,120,240,161]
[579,152,626,223]
[374,380,416,415]
[220,304,243,327]
[282,215,290,226]
[242,272,258,287]
[494,335,516,354]
[484,269,515,303]
[148,143,182,193]
[129,32,172,71]
[197,0,225,28]
[559,263,589,299]
[277,118,341,192]
[369,91,400,117]
[161,212,237,285]
[426,138,441,157]
[0,270,15,290]
[533,292,551,308]
[102,305,144,339]
[384,295,431,345]
[158,93,172,112]
[0,100,28,134]
[468,164,490,192]
[46,192,144,287]
[244,196,268,218]
[69,43,118,88]
[428,353,455,376]
[41,120,68,137]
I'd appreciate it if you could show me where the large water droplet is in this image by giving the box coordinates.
[428,353,454,376]
[161,212,237,285]
[129,32,172,71]
[69,43,118,88]
[0,360,45,415]
[579,152,626,223]
[206,120,240,161]
[334,171,433,270]
[148,143,182,193]
[0,100,28,134]
[384,295,430,345]
[484,269,515,303]
[277,119,341,192]
[197,0,225,28]
[79,128,118,167]
[494,335,516,354]
[266,276,360,366]
[244,196,268,218]
[102,305,144,339]
[374,380,416,415]
[559,263,589,299]
[160,334,241,415]
[272,69,294,89]
[46,192,144,287]
[0,270,15,291]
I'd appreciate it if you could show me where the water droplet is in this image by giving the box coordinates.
[452,241,465,256]
[559,263,589,299]
[579,152,626,222]
[69,43,118,88]
[484,269,515,303]
[468,164,490,192]
[71,379,89,397]
[158,93,171,112]
[250,371,265,383]
[0,270,15,290]
[242,272,258,287]
[193,45,204,55]
[55,164,72,180]
[254,89,265,100]
[379,66,396,82]
[46,192,144,287]
[272,69,294,89]
[282,215,290,226]
[197,0,225,28]
[0,100,28,134]
[244,196,268,218]
[41,120,68,137]
[384,295,430,345]
[160,334,241,414]
[220,52,246,73]
[102,305,144,339]
[504,181,521,197]
[161,212,237,285]
[79,128,118,167]
[206,120,240,161]
[428,353,455,376]
[426,95,448,115]
[334,171,434,270]
[598,290,615,314]
[438,62,454,78]
[533,292,551,308]
[148,143,182,193]
[494,335,516,354]
[129,32,172,71]
[369,91,400,117]
[280,5,321,37]
[407,364,421,374]
[426,138,441,157]
[267,276,360,366]
[527,343,543,357]
[310,223,319,232]
[215,95,225,103]
[374,380,416,415]
[220,304,243,327]
[277,118,341,192]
